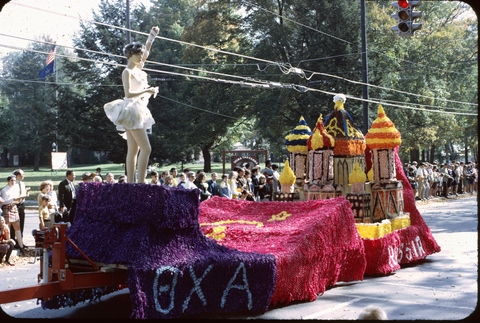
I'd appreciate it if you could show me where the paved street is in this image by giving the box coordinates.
[1,196,477,320]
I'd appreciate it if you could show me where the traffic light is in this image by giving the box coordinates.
[391,0,422,37]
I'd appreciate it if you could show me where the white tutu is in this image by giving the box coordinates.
[104,93,155,137]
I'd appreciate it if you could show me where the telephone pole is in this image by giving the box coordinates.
[360,0,369,134]
[126,0,131,44]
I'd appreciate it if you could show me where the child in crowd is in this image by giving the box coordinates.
[164,175,175,187]
[38,195,53,230]
[178,173,186,188]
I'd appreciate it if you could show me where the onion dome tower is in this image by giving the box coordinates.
[365,105,404,221]
[284,116,312,185]
[365,104,402,183]
[306,114,335,185]
[323,94,366,195]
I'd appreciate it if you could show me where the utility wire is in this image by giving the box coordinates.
[2,30,475,111]
[10,1,476,105]
[4,2,478,115]
[1,44,476,117]
[241,0,476,78]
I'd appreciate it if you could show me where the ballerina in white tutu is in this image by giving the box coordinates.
[104,26,159,183]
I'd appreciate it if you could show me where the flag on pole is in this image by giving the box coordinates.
[39,45,56,79]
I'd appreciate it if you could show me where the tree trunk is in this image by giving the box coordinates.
[449,142,456,162]
[202,145,212,173]
[429,144,435,163]
[464,135,469,163]
[34,150,40,171]
[410,148,420,163]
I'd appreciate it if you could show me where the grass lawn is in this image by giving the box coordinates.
[0,162,225,203]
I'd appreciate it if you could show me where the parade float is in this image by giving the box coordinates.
[0,94,440,319]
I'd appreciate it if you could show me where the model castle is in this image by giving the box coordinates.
[280,94,405,223]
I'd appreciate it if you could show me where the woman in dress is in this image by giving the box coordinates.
[0,175,26,253]
[104,26,160,183]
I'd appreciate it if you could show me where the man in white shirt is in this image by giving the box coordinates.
[182,171,198,190]
[12,169,29,244]
[415,163,428,200]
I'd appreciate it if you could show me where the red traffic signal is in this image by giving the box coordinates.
[391,0,422,37]
[398,0,409,9]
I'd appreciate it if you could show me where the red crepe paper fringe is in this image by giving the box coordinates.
[362,147,441,275]
[199,196,366,306]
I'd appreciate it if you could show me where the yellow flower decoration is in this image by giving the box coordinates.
[267,211,292,222]
[349,161,367,184]
[279,159,296,187]
[205,226,226,241]
[200,220,264,228]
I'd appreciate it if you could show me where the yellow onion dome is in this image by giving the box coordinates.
[285,116,312,153]
[365,105,402,150]
[348,161,367,184]
[307,114,335,151]
[279,159,296,186]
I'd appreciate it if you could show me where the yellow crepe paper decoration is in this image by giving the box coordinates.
[205,226,226,241]
[349,161,367,184]
[308,114,335,150]
[285,116,312,154]
[200,220,264,228]
[267,211,293,222]
[365,105,402,150]
[356,215,411,239]
[279,159,296,187]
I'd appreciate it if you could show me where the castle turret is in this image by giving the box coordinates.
[346,161,372,222]
[324,94,366,195]
[285,116,312,189]
[365,105,404,221]
[365,104,402,183]
[306,114,335,185]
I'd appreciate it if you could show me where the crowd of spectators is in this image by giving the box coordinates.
[143,161,281,202]
[403,161,478,201]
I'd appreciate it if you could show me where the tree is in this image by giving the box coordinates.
[0,39,59,170]
[366,1,477,164]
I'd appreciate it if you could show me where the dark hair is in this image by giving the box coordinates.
[150,171,159,176]
[124,42,145,59]
[196,172,206,182]
[13,169,23,176]
[66,169,75,177]
[7,174,15,182]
